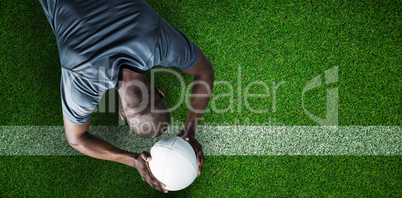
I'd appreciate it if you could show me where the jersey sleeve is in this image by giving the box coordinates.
[39,0,56,33]
[60,68,101,125]
[156,18,200,70]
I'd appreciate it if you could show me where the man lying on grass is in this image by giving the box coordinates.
[39,0,214,193]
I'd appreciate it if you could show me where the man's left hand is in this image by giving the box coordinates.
[178,131,204,177]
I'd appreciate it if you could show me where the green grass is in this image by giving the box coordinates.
[0,0,401,197]
[0,0,400,126]
[1,156,401,197]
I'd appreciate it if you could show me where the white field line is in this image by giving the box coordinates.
[0,126,400,155]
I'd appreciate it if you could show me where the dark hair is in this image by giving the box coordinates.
[121,76,170,138]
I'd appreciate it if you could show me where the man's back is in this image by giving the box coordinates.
[39,0,200,125]
[41,0,161,70]
[40,0,165,124]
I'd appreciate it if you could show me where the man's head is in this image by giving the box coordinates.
[118,69,170,138]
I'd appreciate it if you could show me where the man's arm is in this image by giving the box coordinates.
[181,49,215,134]
[179,48,215,176]
[63,115,167,193]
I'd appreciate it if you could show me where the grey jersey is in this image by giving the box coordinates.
[39,0,199,124]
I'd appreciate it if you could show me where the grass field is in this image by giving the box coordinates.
[0,0,401,197]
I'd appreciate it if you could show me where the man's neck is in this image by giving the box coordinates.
[120,68,145,87]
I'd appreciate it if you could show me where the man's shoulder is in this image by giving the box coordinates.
[60,67,103,125]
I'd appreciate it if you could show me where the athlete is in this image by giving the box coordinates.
[39,0,214,193]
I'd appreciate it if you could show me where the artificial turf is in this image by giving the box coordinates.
[1,156,401,197]
[1,0,400,126]
[0,0,401,197]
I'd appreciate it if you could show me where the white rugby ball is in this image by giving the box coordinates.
[148,136,198,191]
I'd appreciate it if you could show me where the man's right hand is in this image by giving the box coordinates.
[63,116,168,193]
[133,152,168,193]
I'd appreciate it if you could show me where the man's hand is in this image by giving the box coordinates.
[178,130,204,177]
[63,116,167,192]
[133,152,168,193]
[177,48,212,178]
